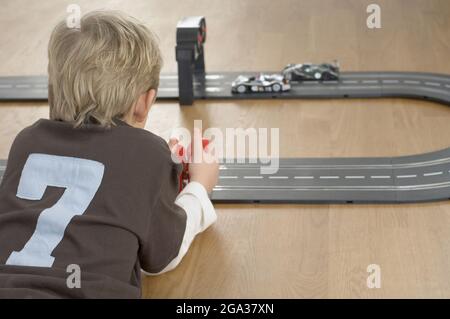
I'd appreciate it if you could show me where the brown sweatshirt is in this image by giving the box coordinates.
[0,119,188,298]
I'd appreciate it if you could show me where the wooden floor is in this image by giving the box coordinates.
[1,0,450,298]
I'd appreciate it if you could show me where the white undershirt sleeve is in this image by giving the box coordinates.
[142,181,217,276]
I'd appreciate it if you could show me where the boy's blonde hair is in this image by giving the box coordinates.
[48,10,162,127]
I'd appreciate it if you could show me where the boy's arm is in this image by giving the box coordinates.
[147,181,216,275]
[139,161,217,275]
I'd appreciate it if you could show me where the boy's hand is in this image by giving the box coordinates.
[189,136,219,194]
[168,137,219,194]
[168,138,179,150]
[168,138,184,163]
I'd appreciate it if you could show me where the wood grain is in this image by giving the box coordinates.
[0,0,449,298]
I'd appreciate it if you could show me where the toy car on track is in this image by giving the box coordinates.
[282,61,340,81]
[231,74,291,94]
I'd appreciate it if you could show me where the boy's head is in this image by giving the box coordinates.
[48,10,162,128]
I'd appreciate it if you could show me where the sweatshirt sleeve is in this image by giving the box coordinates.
[139,160,217,275]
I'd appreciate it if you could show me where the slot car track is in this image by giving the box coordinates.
[0,71,449,203]
[1,72,450,104]
[213,148,450,203]
[1,147,450,204]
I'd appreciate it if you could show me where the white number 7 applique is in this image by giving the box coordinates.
[6,153,105,267]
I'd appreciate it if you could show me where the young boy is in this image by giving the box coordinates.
[0,10,219,298]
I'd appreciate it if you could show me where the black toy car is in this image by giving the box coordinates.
[282,61,340,81]
[231,74,291,94]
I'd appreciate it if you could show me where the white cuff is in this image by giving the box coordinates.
[178,181,217,230]
[143,181,216,276]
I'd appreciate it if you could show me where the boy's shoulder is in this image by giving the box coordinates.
[13,119,171,164]
[122,123,168,151]
[114,120,171,160]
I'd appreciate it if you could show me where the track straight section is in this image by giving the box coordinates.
[212,148,450,203]
[1,72,450,103]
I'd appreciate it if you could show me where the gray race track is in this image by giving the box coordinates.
[212,148,450,203]
[0,71,450,203]
[1,72,450,103]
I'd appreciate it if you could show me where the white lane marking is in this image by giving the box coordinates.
[397,174,417,179]
[362,80,378,84]
[319,176,340,179]
[160,75,178,79]
[0,84,13,88]
[205,75,224,80]
[445,84,450,89]
[158,87,178,92]
[213,181,450,192]
[205,87,222,92]
[220,155,450,170]
[243,176,263,179]
[268,176,289,179]
[220,176,238,179]
[370,175,391,179]
[423,171,443,177]
[15,84,32,88]
[342,80,358,84]
[403,80,420,85]
[345,176,365,179]
[425,82,441,87]
[34,84,47,88]
[382,80,400,84]
[294,176,315,179]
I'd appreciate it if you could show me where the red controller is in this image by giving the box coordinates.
[176,139,210,192]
